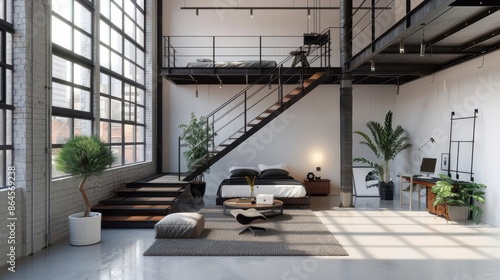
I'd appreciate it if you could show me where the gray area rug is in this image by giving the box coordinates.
[143,208,348,256]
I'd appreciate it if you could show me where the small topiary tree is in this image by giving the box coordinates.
[55,135,117,217]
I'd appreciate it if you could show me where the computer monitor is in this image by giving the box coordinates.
[420,158,437,177]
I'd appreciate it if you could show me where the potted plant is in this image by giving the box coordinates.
[431,175,486,224]
[353,111,412,200]
[55,135,116,246]
[179,112,216,204]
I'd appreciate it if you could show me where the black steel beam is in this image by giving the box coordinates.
[346,0,456,72]
[382,45,463,54]
[451,0,500,6]
[353,65,436,75]
[426,8,500,48]
[180,7,391,10]
[460,26,500,51]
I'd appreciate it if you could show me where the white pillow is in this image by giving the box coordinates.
[258,163,288,172]
[229,166,258,173]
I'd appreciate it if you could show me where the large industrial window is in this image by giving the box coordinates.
[99,0,146,166]
[0,0,13,188]
[51,0,147,177]
[51,0,94,178]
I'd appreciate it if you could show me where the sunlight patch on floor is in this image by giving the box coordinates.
[314,209,500,260]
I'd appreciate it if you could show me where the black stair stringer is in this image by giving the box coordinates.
[182,71,329,182]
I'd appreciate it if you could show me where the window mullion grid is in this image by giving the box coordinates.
[76,0,94,11]
[1,107,5,158]
[0,19,14,33]
[98,0,146,166]
[0,30,5,102]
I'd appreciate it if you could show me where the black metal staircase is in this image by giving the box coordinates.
[178,31,332,182]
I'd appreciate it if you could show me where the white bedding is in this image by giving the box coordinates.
[220,184,307,198]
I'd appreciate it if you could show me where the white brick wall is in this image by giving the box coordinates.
[49,163,156,243]
[0,0,158,268]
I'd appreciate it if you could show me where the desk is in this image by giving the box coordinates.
[303,33,329,46]
[399,174,416,210]
[401,176,443,214]
[412,177,444,214]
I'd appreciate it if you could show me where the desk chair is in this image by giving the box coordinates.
[399,174,426,210]
[290,46,311,67]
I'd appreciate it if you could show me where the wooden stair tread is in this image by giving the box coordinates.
[101,215,164,222]
[310,72,325,79]
[101,196,177,204]
[116,187,183,192]
[93,204,173,210]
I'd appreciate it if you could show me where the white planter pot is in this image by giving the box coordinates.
[68,212,102,246]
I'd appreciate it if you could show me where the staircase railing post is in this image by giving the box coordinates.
[327,30,331,70]
[212,36,216,73]
[173,46,176,67]
[166,36,170,69]
[279,65,283,107]
[211,114,215,150]
[300,47,304,96]
[259,36,262,70]
[206,118,210,168]
[178,136,181,181]
[244,90,247,133]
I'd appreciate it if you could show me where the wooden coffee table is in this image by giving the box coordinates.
[223,198,283,217]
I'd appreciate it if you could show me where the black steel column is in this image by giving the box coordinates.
[339,0,353,207]
[157,0,163,173]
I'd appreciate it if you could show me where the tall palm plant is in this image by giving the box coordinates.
[353,111,412,183]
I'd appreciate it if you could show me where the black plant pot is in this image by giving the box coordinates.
[379,182,394,200]
[190,182,206,198]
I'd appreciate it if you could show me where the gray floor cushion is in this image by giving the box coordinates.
[154,212,205,238]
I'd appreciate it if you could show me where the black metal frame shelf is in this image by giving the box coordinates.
[447,109,478,181]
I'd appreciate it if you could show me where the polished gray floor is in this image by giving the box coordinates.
[1,194,500,280]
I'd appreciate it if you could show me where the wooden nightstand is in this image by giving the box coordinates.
[304,179,330,195]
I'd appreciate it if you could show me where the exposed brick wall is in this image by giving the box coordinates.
[0,0,157,267]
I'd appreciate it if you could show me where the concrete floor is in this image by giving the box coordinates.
[1,195,500,280]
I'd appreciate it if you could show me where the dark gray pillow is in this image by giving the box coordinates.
[230,168,259,178]
[259,168,289,177]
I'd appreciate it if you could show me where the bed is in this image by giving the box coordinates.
[187,59,277,68]
[215,164,311,208]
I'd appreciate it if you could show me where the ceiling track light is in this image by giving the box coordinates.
[307,9,311,18]
[250,9,253,18]
[420,24,426,57]
[195,8,199,18]
[399,39,404,54]
[370,60,375,71]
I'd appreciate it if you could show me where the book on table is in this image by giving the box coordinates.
[236,197,253,203]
